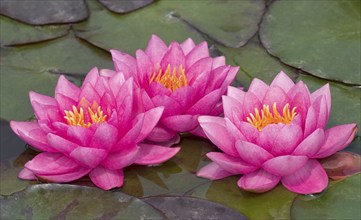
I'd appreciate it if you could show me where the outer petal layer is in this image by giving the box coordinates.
[89,166,124,190]
[197,162,234,180]
[135,144,180,165]
[237,169,280,193]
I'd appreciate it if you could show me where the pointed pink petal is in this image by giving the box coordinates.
[29,91,57,107]
[220,66,239,89]
[222,95,243,122]
[162,115,198,132]
[136,49,154,85]
[189,125,208,138]
[115,78,134,108]
[66,126,94,146]
[46,133,77,155]
[313,124,357,158]
[160,42,185,70]
[115,114,144,149]
[311,83,331,117]
[81,67,99,88]
[312,96,328,129]
[25,152,79,175]
[30,101,61,121]
[148,81,172,97]
[206,66,229,93]
[186,41,209,68]
[212,56,226,69]
[110,50,137,73]
[180,38,196,55]
[187,89,222,115]
[134,144,180,165]
[304,106,317,137]
[262,86,290,113]
[263,155,308,176]
[225,118,246,142]
[151,95,182,117]
[198,116,238,157]
[207,152,257,175]
[79,83,101,104]
[288,81,311,122]
[227,86,245,102]
[293,129,325,157]
[38,167,91,183]
[248,78,269,101]
[146,125,178,142]
[10,121,54,152]
[242,92,262,120]
[189,68,211,94]
[109,72,126,96]
[145,34,168,64]
[102,145,139,170]
[143,133,180,147]
[99,69,116,77]
[55,93,77,113]
[186,57,213,82]
[197,162,234,180]
[90,123,118,150]
[238,122,259,143]
[69,146,107,168]
[270,71,295,93]
[136,107,164,142]
[89,166,124,190]
[237,169,280,193]
[55,75,80,101]
[170,86,197,110]
[235,140,273,167]
[281,159,328,194]
[18,168,36,180]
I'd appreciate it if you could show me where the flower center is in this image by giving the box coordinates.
[247,103,297,131]
[64,99,107,128]
[149,64,188,92]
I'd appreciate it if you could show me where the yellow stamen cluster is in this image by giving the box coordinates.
[64,103,107,128]
[247,103,297,131]
[149,64,188,92]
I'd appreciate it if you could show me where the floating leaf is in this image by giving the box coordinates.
[291,174,361,220]
[188,176,297,219]
[143,196,248,220]
[0,0,88,25]
[297,74,361,137]
[216,36,299,88]
[98,0,154,13]
[260,1,361,84]
[0,34,113,121]
[320,152,361,180]
[74,0,265,53]
[0,184,165,219]
[0,15,69,46]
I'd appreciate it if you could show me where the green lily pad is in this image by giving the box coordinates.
[74,0,265,53]
[260,1,361,85]
[291,173,361,220]
[0,15,70,46]
[187,176,298,220]
[0,0,88,25]
[120,137,215,197]
[142,196,248,220]
[0,34,113,121]
[298,74,361,137]
[216,36,299,89]
[0,184,166,220]
[98,0,154,13]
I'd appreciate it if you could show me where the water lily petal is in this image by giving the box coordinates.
[207,152,258,174]
[108,72,126,97]
[186,41,209,68]
[281,159,328,194]
[46,133,77,155]
[304,106,317,137]
[152,95,182,117]
[79,83,101,104]
[312,95,328,129]
[55,75,80,101]
[270,71,295,93]
[197,162,234,180]
[69,146,107,168]
[180,38,196,55]
[171,86,197,110]
[55,93,77,112]
[81,67,99,88]
[235,140,273,167]
[25,152,79,175]
[136,49,154,85]
[89,166,124,190]
[212,56,226,69]
[248,78,269,101]
[227,86,245,102]
[115,114,144,150]
[187,89,222,115]
[134,144,180,165]
[102,145,139,170]
[263,155,308,176]
[162,115,198,132]
[293,129,325,157]
[187,57,213,83]
[145,34,168,64]
[237,169,280,193]
[136,107,164,142]
[18,168,36,180]
[238,122,259,143]
[222,95,243,122]
[313,124,357,158]
[262,86,290,113]
[89,123,118,150]
[38,167,91,183]
[146,125,178,142]
[110,50,137,74]
[66,126,94,146]
[311,83,331,117]
[160,42,185,70]
[242,92,262,120]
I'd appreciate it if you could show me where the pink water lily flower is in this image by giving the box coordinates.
[110,35,239,142]
[197,71,357,194]
[10,68,180,190]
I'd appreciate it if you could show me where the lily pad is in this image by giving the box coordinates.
[216,36,299,88]
[0,34,113,121]
[320,152,361,180]
[0,184,166,220]
[260,1,361,84]
[0,0,88,25]
[0,15,70,46]
[291,173,361,220]
[74,0,265,53]
[297,74,361,137]
[143,196,248,220]
[187,176,297,219]
[120,137,215,197]
[98,0,154,13]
